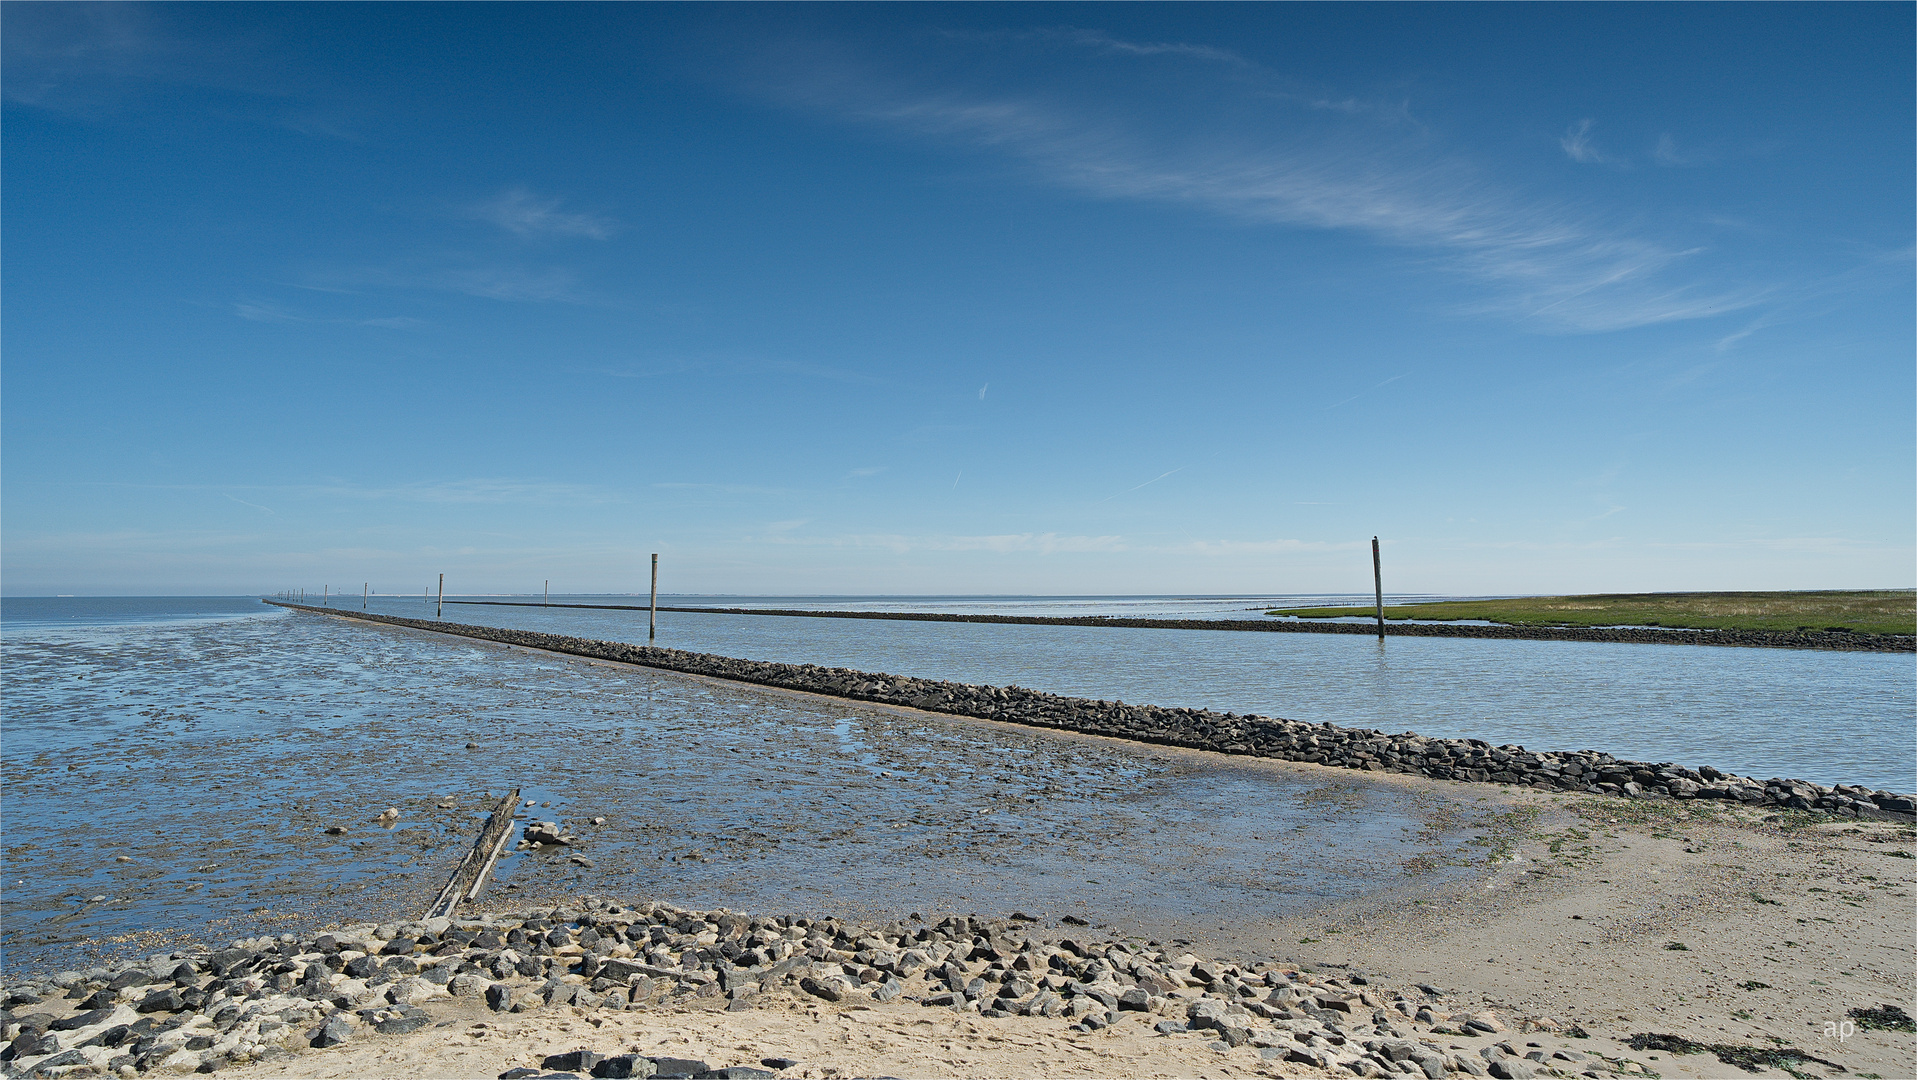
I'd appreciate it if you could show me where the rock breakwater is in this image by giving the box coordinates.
[0,895,1568,1079]
[271,603,1916,821]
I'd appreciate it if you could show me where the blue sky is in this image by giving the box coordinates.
[4,3,1911,596]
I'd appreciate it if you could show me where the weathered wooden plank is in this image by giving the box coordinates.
[425,788,520,920]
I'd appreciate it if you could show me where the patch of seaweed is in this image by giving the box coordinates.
[1848,1004,1915,1033]
[1628,1033,1845,1078]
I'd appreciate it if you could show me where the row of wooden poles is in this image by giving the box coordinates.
[280,542,1387,642]
[276,552,664,640]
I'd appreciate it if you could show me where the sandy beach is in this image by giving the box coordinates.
[220,786,1917,1080]
[9,758,1909,1080]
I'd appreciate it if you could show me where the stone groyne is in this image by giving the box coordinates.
[271,603,1916,820]
[443,600,1916,653]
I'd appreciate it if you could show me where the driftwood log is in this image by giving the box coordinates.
[425,788,520,920]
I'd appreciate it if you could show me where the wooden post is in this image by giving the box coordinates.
[437,573,444,620]
[424,788,522,919]
[544,580,549,607]
[363,582,368,611]
[323,585,328,606]
[1372,536,1385,640]
[649,553,658,640]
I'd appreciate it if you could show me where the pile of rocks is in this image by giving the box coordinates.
[0,896,1608,1079]
[275,604,1917,821]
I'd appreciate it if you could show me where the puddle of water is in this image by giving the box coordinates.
[2,607,1496,974]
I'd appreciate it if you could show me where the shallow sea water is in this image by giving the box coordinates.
[2,602,1500,975]
[405,594,1913,791]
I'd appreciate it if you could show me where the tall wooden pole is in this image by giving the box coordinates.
[437,573,444,620]
[1371,536,1385,641]
[544,580,549,607]
[363,582,368,610]
[649,554,658,640]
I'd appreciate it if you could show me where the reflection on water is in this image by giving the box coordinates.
[2,602,1492,974]
[367,594,1914,792]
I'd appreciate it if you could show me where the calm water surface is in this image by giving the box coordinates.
[394,594,1914,792]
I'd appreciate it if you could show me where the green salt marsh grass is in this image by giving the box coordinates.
[1267,590,1917,637]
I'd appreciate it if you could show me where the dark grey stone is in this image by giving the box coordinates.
[137,988,186,1013]
[375,1014,432,1035]
[591,1056,657,1078]
[646,1057,710,1079]
[49,1008,116,1032]
[311,1014,354,1048]
[106,969,154,991]
[797,977,842,1003]
[543,1050,605,1072]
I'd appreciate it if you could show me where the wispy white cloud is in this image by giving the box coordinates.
[276,113,363,143]
[307,478,615,505]
[232,300,424,328]
[11,476,612,508]
[233,300,303,323]
[1323,373,1409,411]
[1166,538,1363,557]
[1559,119,1616,165]
[1048,28,1250,67]
[432,265,581,302]
[468,187,615,240]
[321,263,585,304]
[759,531,1127,555]
[1099,467,1183,502]
[1712,314,1774,352]
[756,38,1762,333]
[2,3,184,112]
[1652,133,1715,168]
[652,481,797,497]
[223,493,275,515]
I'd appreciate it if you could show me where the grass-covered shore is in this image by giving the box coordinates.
[1268,589,1917,636]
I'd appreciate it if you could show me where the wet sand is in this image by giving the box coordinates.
[3,612,1501,975]
[7,612,1911,1078]
[178,799,1917,1080]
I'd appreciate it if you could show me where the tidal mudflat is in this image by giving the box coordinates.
[2,608,1503,976]
[4,606,1912,1080]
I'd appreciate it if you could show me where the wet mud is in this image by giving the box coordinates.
[3,611,1510,975]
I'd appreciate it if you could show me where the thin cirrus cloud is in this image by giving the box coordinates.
[1558,118,1616,165]
[752,531,1366,559]
[759,531,1127,555]
[467,187,616,240]
[232,300,424,328]
[757,34,1765,333]
[314,262,585,304]
[1652,133,1717,168]
[304,478,616,506]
